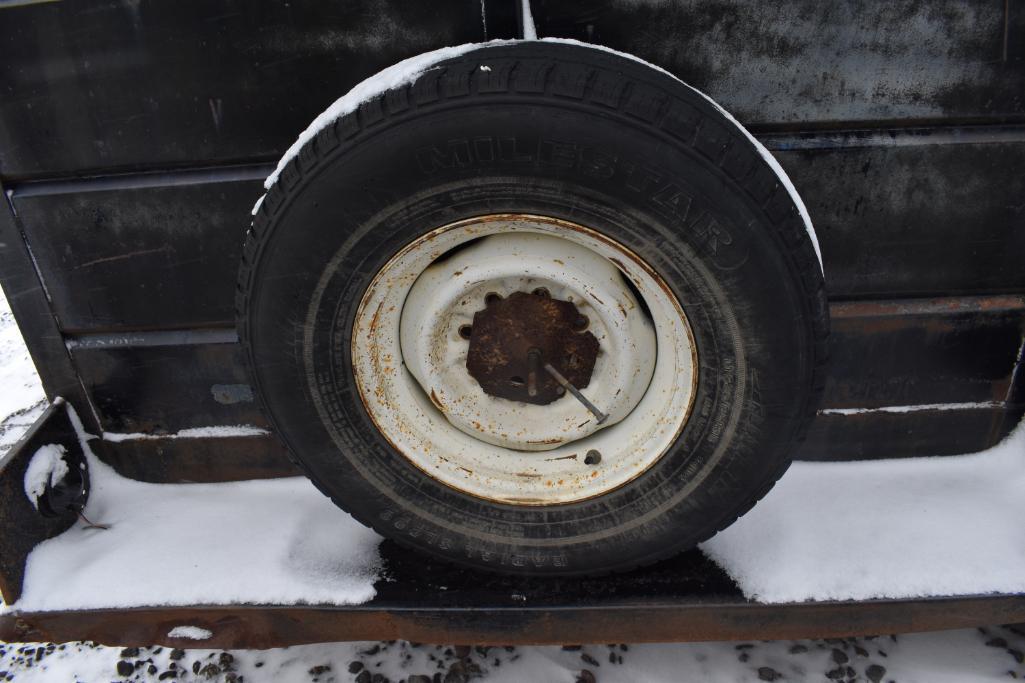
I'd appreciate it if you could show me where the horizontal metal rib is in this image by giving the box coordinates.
[64,328,238,349]
[10,164,273,198]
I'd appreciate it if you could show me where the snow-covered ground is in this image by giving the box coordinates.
[17,470,381,611]
[0,626,1023,683]
[0,289,46,458]
[702,422,1025,603]
[1,287,1024,681]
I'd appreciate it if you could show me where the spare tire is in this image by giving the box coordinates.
[238,40,828,575]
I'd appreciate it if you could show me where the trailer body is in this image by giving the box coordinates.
[0,0,1023,645]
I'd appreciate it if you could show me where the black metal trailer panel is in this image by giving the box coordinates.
[533,0,1025,128]
[12,140,1025,329]
[3,0,1022,178]
[0,0,520,178]
[1,0,1024,646]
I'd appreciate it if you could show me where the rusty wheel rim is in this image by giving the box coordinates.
[352,214,698,505]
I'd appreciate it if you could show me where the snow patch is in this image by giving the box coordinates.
[0,401,47,458]
[23,443,69,510]
[701,417,1025,603]
[0,288,46,422]
[820,401,1002,415]
[102,425,269,442]
[520,0,537,39]
[11,404,382,612]
[167,625,213,641]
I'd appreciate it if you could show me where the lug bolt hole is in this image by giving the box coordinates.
[458,324,473,340]
[509,376,525,387]
[584,450,602,465]
[484,292,503,306]
[572,315,589,331]
[532,287,550,298]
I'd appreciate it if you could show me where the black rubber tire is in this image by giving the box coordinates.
[237,41,828,576]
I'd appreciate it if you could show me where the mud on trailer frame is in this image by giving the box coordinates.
[1,0,1024,647]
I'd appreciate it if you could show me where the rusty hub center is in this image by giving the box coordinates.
[465,291,599,404]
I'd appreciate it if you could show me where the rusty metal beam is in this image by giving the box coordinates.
[3,594,1024,648]
[98,434,298,483]
[829,294,1025,319]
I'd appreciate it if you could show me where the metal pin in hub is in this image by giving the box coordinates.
[543,361,608,424]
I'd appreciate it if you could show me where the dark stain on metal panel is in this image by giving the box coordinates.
[211,384,253,405]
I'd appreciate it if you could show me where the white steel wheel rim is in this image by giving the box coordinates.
[352,215,697,505]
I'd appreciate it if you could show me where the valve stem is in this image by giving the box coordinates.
[543,361,608,424]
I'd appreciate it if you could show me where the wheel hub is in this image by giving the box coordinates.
[465,291,599,405]
[398,230,656,451]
